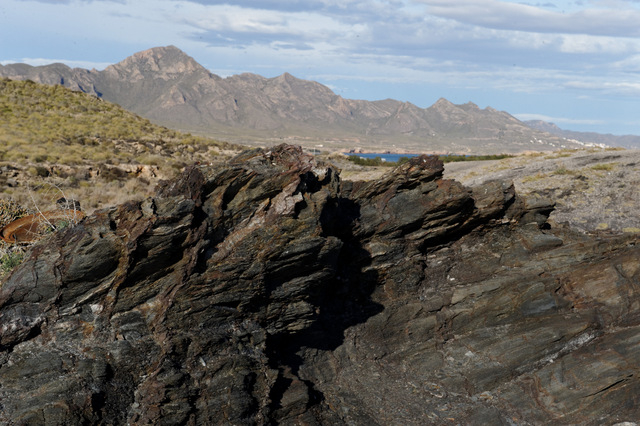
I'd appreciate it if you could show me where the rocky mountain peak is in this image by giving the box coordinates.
[275,71,295,82]
[431,97,456,109]
[103,45,208,81]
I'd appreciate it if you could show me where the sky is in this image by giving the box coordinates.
[1,0,639,135]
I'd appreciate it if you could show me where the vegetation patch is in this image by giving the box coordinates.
[522,173,548,183]
[553,167,578,176]
[590,163,617,171]
[0,250,24,277]
[0,199,30,227]
[0,78,235,168]
[346,155,411,167]
[346,153,513,167]
[0,78,243,213]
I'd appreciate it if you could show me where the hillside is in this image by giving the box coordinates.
[0,46,598,154]
[0,78,238,213]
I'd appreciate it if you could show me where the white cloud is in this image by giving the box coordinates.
[503,31,640,55]
[184,4,357,41]
[565,80,640,95]
[417,0,640,37]
[612,53,640,71]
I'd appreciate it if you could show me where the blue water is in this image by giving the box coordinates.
[350,153,420,162]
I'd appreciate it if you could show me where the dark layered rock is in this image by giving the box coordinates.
[0,145,638,424]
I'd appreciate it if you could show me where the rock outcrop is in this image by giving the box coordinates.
[445,148,640,234]
[0,144,638,424]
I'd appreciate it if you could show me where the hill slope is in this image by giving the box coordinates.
[0,46,597,154]
[0,78,236,212]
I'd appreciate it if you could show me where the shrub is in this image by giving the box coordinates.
[31,166,50,177]
[591,163,616,171]
[0,250,24,276]
[553,167,576,176]
[347,156,384,167]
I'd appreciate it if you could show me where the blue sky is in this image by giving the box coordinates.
[1,0,640,135]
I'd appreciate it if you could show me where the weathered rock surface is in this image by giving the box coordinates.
[0,144,638,424]
[444,148,640,234]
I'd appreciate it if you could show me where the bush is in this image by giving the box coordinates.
[591,163,616,171]
[29,166,50,177]
[553,167,576,176]
[0,250,24,276]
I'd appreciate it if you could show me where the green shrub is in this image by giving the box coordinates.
[1,251,24,276]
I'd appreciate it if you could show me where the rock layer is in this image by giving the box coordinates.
[0,144,638,424]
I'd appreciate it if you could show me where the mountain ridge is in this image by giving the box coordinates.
[0,46,608,153]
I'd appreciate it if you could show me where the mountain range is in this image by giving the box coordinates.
[0,46,624,153]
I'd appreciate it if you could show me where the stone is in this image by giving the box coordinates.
[0,144,638,424]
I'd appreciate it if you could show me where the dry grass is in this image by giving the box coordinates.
[0,78,243,217]
[590,163,617,171]
[553,167,578,176]
[0,78,239,169]
[521,173,548,183]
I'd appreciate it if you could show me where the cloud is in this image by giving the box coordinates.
[565,80,640,95]
[612,53,640,71]
[180,3,367,53]
[178,0,407,21]
[178,0,326,13]
[417,0,640,37]
[162,0,640,76]
[158,0,640,100]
